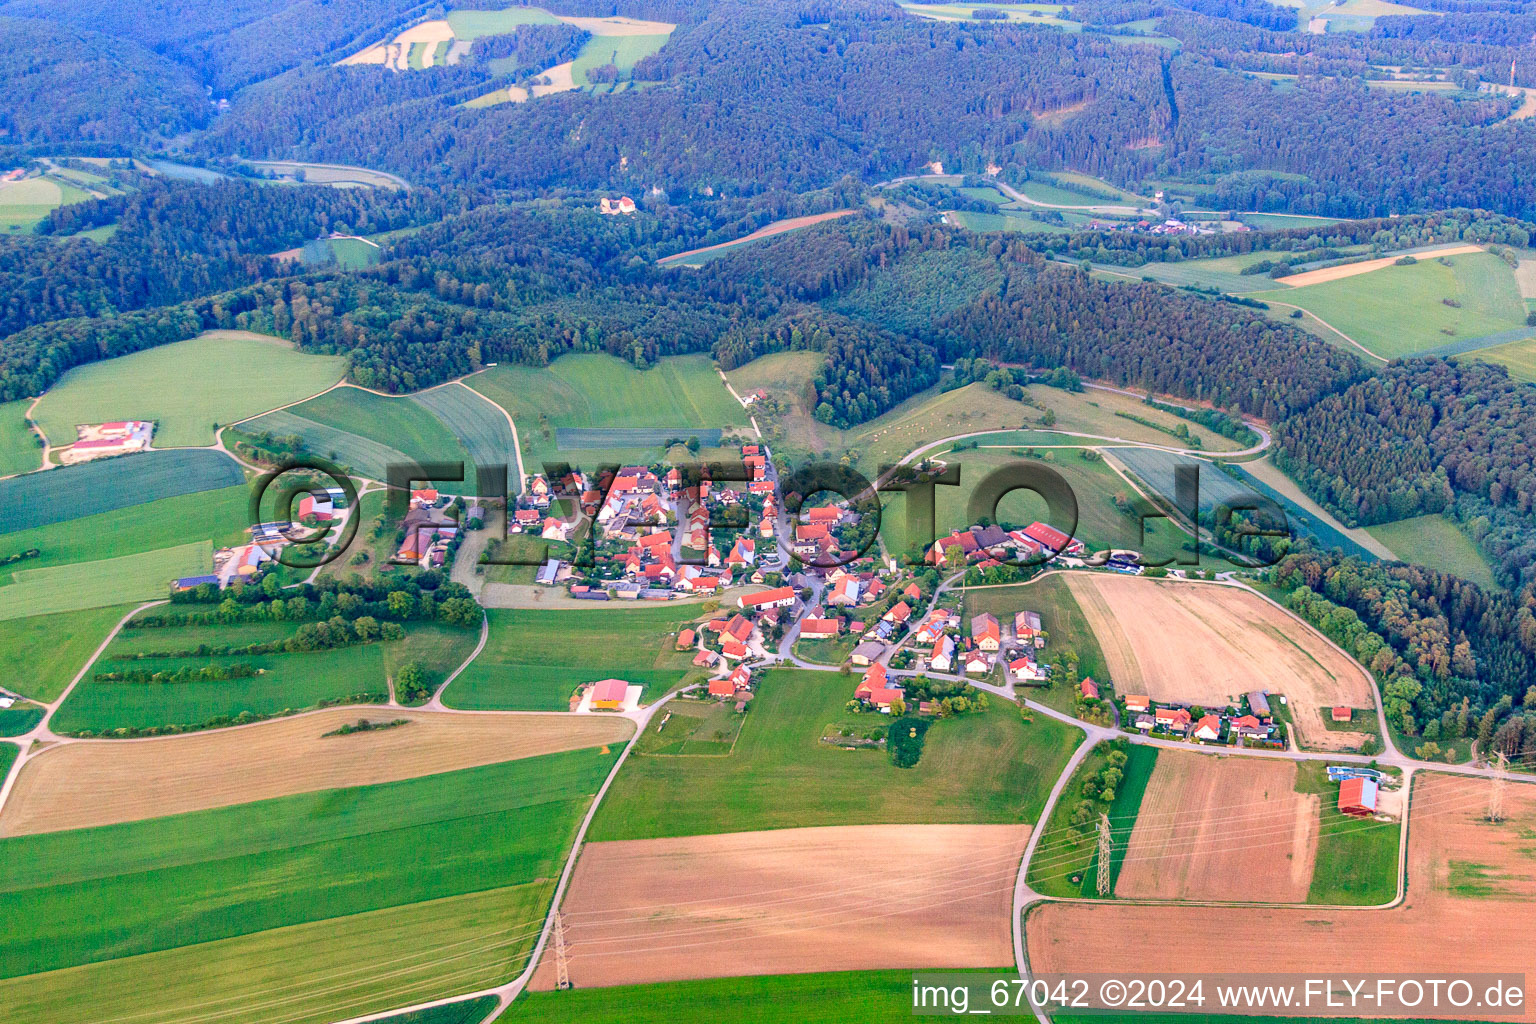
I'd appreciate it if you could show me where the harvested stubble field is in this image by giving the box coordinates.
[1029,775,1536,1020]
[0,707,633,836]
[532,824,1027,990]
[1115,750,1318,902]
[658,210,856,266]
[1064,576,1374,751]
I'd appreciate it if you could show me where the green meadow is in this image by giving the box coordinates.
[0,604,136,701]
[445,604,699,711]
[445,5,560,37]
[1366,513,1500,589]
[408,383,518,485]
[1026,742,1157,898]
[0,399,40,477]
[0,748,616,977]
[467,353,748,467]
[506,970,1008,1023]
[1253,252,1527,359]
[0,540,209,620]
[379,998,500,1024]
[34,332,346,448]
[0,484,250,572]
[590,668,1083,840]
[0,876,544,1024]
[1295,762,1401,904]
[1472,333,1536,383]
[49,614,474,734]
[572,33,672,86]
[245,385,475,492]
[0,448,244,534]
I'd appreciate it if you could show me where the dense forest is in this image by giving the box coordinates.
[1273,550,1536,750]
[0,18,209,145]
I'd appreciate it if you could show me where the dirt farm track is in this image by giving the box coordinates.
[1115,751,1318,903]
[1065,576,1375,751]
[1030,774,1536,1020]
[0,708,633,836]
[532,823,1026,989]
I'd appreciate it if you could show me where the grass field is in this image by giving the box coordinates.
[468,353,748,468]
[0,884,541,1024]
[34,332,346,448]
[326,236,383,268]
[590,668,1083,840]
[1366,513,1499,589]
[0,484,250,575]
[1295,761,1401,904]
[0,743,14,787]
[245,386,474,492]
[409,383,517,487]
[1253,252,1527,359]
[0,704,43,736]
[50,614,465,733]
[0,448,244,534]
[0,177,72,232]
[1089,248,1340,295]
[512,970,1017,1022]
[1471,333,1536,382]
[445,6,560,37]
[1026,741,1156,898]
[571,33,671,85]
[0,747,615,977]
[0,604,135,701]
[377,997,499,1024]
[0,400,40,477]
[1017,175,1138,207]
[0,540,208,620]
[445,604,699,711]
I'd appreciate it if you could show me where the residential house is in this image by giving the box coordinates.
[930,634,957,673]
[854,662,904,711]
[884,601,913,625]
[721,638,749,661]
[1232,714,1268,739]
[1125,694,1151,714]
[1155,707,1193,731]
[963,650,990,675]
[1193,715,1222,742]
[1009,655,1045,683]
[1014,611,1043,647]
[676,628,696,650]
[971,613,1001,651]
[1079,677,1100,700]
[805,506,841,524]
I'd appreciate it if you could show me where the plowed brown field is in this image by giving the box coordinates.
[1030,774,1536,1019]
[533,823,1027,989]
[1115,750,1318,902]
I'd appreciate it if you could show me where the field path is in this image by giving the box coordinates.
[658,210,856,265]
[716,368,763,438]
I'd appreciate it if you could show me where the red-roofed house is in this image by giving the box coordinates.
[590,678,629,710]
[1079,677,1100,700]
[854,662,904,711]
[724,615,753,642]
[739,586,796,610]
[721,638,749,661]
[1125,694,1151,713]
[1193,715,1222,742]
[1331,706,1353,722]
[884,601,912,625]
[805,506,841,524]
[971,613,1001,651]
[800,617,841,638]
[693,649,718,668]
[1155,707,1192,731]
[709,677,737,698]
[676,628,696,650]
